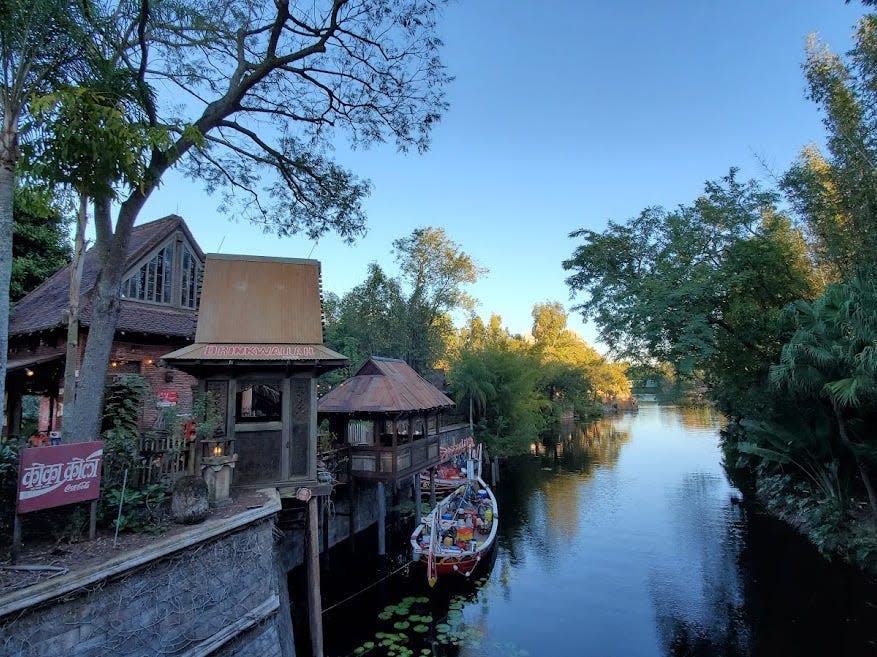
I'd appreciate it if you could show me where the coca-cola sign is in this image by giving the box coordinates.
[17,441,103,514]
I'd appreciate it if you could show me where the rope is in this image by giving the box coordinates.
[321,559,414,615]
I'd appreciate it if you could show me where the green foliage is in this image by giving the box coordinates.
[563,170,820,421]
[11,183,72,300]
[0,439,20,545]
[191,390,223,441]
[323,227,484,375]
[101,482,169,535]
[101,375,150,489]
[25,78,171,202]
[782,20,877,278]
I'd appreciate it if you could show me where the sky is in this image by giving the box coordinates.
[138,0,869,351]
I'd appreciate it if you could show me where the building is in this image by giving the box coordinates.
[4,215,204,439]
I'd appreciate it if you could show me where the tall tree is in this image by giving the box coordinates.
[11,184,72,301]
[563,171,820,419]
[782,21,877,278]
[0,0,86,430]
[55,0,451,441]
[392,226,485,372]
[25,71,166,433]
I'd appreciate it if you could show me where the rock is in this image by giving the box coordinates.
[171,475,210,524]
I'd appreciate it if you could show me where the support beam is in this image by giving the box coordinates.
[377,481,386,556]
[429,468,436,509]
[413,473,422,520]
[306,496,324,657]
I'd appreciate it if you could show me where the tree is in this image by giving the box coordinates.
[0,0,87,431]
[392,226,485,372]
[324,263,407,368]
[782,22,877,279]
[449,350,496,434]
[770,276,877,517]
[25,73,169,433]
[53,0,451,441]
[11,184,71,301]
[563,171,820,419]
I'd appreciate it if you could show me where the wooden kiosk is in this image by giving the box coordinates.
[162,254,346,657]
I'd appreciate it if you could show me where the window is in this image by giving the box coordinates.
[121,244,173,304]
[181,246,202,309]
[236,383,282,422]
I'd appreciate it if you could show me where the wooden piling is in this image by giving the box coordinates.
[306,496,324,657]
[413,473,422,520]
[429,468,437,509]
[377,481,386,556]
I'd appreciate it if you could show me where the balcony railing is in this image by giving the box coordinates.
[349,434,441,481]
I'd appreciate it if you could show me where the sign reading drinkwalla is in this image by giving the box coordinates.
[17,441,104,513]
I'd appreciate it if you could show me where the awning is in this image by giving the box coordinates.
[6,352,65,372]
[161,342,348,363]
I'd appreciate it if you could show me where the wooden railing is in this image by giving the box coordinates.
[349,434,441,481]
[137,431,196,485]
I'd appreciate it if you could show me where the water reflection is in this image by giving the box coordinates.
[319,406,877,657]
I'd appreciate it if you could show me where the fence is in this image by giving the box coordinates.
[136,431,196,485]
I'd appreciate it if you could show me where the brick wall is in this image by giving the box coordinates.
[8,334,197,434]
[0,513,295,657]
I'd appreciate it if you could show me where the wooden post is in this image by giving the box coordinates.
[491,458,499,486]
[348,465,357,555]
[413,473,422,520]
[89,499,97,540]
[321,496,330,567]
[377,481,386,556]
[11,513,21,564]
[306,496,324,657]
[429,468,436,509]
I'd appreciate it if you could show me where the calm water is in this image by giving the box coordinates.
[317,404,877,657]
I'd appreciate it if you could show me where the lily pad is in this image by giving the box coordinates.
[413,624,429,633]
[393,621,410,630]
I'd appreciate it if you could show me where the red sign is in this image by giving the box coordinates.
[157,389,179,407]
[203,344,316,357]
[17,441,103,514]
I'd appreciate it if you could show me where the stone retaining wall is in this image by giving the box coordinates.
[0,493,294,657]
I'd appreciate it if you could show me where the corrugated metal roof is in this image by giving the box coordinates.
[318,356,454,414]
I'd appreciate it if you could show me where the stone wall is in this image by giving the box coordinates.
[0,495,294,657]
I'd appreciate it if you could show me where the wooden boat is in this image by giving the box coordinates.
[410,474,498,585]
[420,436,478,495]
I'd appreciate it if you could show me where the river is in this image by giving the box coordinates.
[317,404,877,657]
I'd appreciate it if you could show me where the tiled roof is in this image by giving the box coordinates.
[9,215,201,338]
[318,356,454,414]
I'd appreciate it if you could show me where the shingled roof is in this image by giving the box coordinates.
[318,356,454,414]
[9,215,203,338]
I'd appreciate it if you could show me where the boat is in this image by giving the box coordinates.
[420,436,479,495]
[410,447,498,585]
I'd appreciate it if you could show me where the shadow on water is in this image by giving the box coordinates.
[315,406,877,657]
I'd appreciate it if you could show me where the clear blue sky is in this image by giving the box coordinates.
[139,1,868,350]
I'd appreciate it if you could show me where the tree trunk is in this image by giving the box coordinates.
[62,193,88,439]
[469,395,473,436]
[67,197,135,442]
[0,114,17,433]
[832,399,877,519]
[856,459,877,520]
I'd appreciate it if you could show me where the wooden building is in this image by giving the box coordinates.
[4,215,204,439]
[161,254,348,494]
[317,356,456,485]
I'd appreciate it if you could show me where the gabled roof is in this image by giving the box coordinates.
[9,215,203,338]
[318,356,454,414]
